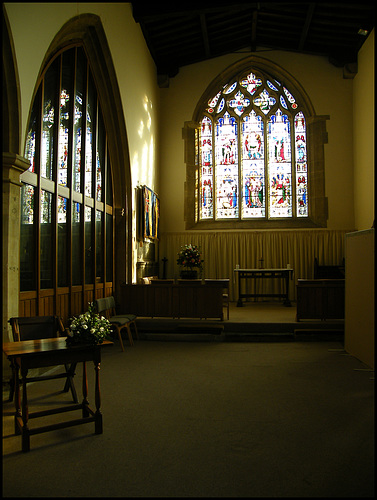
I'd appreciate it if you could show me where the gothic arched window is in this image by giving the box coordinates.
[184,57,328,229]
[20,45,114,316]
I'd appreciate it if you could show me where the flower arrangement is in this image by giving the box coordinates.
[66,302,112,345]
[177,244,203,270]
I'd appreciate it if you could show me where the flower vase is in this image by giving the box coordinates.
[180,269,198,279]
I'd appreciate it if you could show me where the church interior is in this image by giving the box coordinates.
[2,3,374,497]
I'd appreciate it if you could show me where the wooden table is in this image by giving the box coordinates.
[2,338,113,452]
[234,268,294,307]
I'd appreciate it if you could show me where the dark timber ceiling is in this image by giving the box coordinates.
[130,2,375,80]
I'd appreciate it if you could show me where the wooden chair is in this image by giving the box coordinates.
[205,279,230,320]
[95,296,138,352]
[7,316,78,403]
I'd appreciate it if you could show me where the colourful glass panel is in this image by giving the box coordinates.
[217,98,225,113]
[224,81,237,94]
[73,47,86,193]
[25,89,40,173]
[267,80,279,92]
[228,91,250,116]
[21,184,35,225]
[200,116,213,219]
[57,195,67,224]
[283,86,298,109]
[96,108,105,201]
[294,112,308,217]
[85,70,96,197]
[58,50,74,187]
[195,128,199,222]
[253,89,276,115]
[241,110,265,218]
[40,189,52,224]
[280,95,288,109]
[215,112,238,218]
[41,58,59,180]
[240,72,262,95]
[198,68,309,222]
[267,110,292,217]
[208,91,221,108]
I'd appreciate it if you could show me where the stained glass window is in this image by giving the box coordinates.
[21,45,114,296]
[73,47,86,193]
[198,68,309,221]
[41,58,59,180]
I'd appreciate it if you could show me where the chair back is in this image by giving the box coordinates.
[95,296,117,318]
[9,316,65,342]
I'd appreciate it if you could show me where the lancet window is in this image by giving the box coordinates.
[20,45,114,297]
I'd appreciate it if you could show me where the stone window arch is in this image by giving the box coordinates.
[183,56,328,229]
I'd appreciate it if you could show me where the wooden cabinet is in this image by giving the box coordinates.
[120,282,224,320]
[296,279,345,321]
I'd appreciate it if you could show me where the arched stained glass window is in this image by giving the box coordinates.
[20,45,114,315]
[197,70,308,221]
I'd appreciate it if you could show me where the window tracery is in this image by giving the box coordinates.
[184,57,328,229]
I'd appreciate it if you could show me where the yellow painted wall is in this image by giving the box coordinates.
[353,30,375,230]
[4,2,160,279]
[159,49,357,232]
[345,229,375,369]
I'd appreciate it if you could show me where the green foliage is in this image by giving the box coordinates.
[66,302,112,345]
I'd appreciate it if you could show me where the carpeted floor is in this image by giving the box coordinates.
[2,340,374,498]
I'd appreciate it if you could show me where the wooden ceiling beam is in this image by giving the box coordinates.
[200,13,211,58]
[299,2,316,50]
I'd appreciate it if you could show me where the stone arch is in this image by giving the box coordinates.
[184,55,328,229]
[31,14,132,287]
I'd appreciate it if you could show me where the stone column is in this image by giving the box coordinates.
[2,152,29,345]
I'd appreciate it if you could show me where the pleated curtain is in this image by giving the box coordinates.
[159,230,349,301]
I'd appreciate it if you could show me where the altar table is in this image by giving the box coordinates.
[2,338,113,452]
[234,268,294,307]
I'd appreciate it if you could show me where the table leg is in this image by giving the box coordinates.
[283,273,291,306]
[82,361,89,418]
[21,366,30,452]
[94,360,103,434]
[13,359,22,435]
[237,275,243,306]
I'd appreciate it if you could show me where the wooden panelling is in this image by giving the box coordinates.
[19,292,37,318]
[19,283,113,327]
[296,279,345,321]
[120,283,223,319]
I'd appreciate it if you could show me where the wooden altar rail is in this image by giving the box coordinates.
[120,282,225,320]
